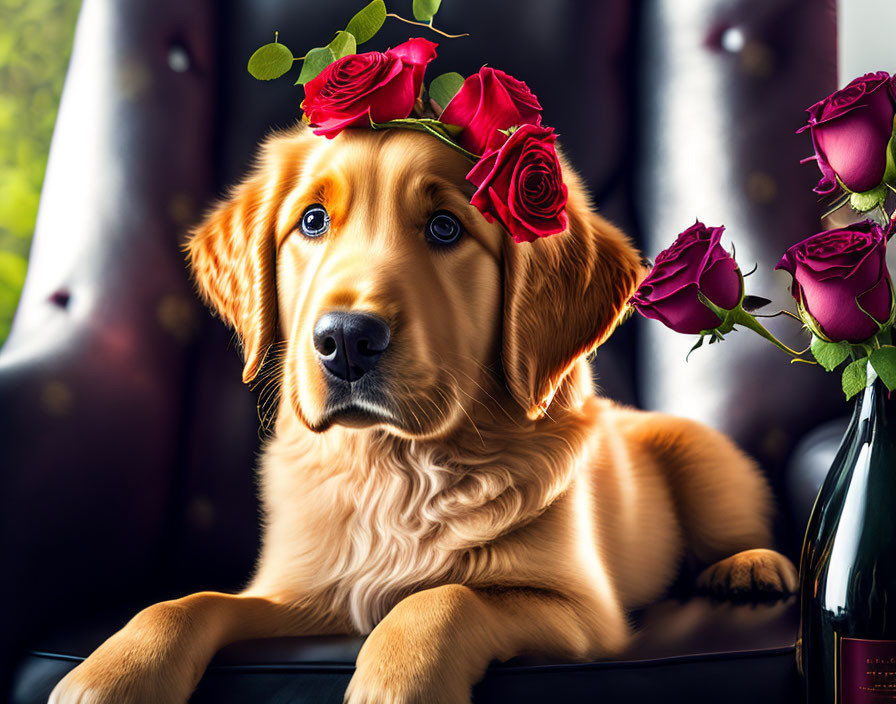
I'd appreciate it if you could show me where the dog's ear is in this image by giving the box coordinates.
[187,126,312,383]
[501,167,645,419]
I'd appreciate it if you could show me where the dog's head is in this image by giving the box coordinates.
[188,125,642,438]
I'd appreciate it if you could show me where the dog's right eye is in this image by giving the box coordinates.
[300,205,330,238]
[425,211,464,247]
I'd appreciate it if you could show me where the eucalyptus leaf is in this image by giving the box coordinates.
[327,30,357,59]
[413,0,442,22]
[811,337,851,372]
[296,46,337,86]
[429,72,465,111]
[870,346,896,390]
[842,357,870,400]
[346,0,387,45]
[248,42,294,81]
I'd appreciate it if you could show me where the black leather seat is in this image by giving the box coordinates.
[0,0,840,700]
[11,597,800,703]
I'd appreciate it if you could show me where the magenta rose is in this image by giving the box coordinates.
[467,124,567,243]
[630,222,741,334]
[303,38,438,138]
[799,71,896,194]
[776,221,892,343]
[439,67,542,156]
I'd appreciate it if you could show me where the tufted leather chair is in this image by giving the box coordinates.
[1,0,840,701]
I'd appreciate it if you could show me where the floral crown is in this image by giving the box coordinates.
[247,0,568,244]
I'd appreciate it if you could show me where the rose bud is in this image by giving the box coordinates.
[466,124,567,243]
[440,67,542,156]
[630,222,741,335]
[776,221,893,343]
[799,71,896,194]
[303,38,438,138]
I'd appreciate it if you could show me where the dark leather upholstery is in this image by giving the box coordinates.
[10,598,801,704]
[0,0,839,700]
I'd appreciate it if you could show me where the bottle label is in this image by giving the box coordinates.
[840,637,896,703]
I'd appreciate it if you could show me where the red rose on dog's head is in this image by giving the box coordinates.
[440,67,542,156]
[467,124,568,243]
[303,38,437,138]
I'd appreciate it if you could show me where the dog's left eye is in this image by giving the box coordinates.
[425,211,464,246]
[300,205,330,238]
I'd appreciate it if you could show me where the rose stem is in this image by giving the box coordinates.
[385,14,470,39]
[731,308,807,357]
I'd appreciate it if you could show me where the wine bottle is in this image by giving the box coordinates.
[799,371,896,703]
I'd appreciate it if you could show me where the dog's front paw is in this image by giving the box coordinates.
[49,659,186,704]
[345,662,469,704]
[698,548,798,599]
[48,618,197,704]
[345,669,464,704]
[344,622,470,704]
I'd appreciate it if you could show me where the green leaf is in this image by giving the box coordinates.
[849,183,888,212]
[327,30,357,59]
[296,46,337,86]
[870,346,896,390]
[248,42,294,81]
[413,0,442,22]
[345,0,387,45]
[842,357,870,400]
[429,72,465,111]
[810,337,851,372]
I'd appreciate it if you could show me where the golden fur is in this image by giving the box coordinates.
[51,125,796,704]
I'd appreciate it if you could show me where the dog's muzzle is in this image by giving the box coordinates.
[313,312,391,382]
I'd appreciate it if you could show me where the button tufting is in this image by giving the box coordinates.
[167,44,190,73]
[720,27,745,53]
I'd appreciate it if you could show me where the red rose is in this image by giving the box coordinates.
[799,72,896,194]
[630,222,741,334]
[776,221,893,343]
[440,67,542,156]
[467,124,568,243]
[303,38,438,138]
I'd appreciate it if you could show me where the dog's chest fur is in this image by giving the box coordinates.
[252,417,591,633]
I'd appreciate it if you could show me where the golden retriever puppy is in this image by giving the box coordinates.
[50,124,796,704]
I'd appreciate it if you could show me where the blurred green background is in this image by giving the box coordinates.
[0,0,81,345]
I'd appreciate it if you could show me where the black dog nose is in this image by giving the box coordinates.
[313,312,391,382]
